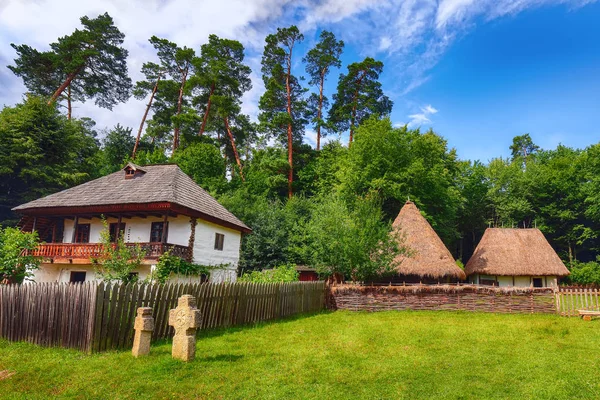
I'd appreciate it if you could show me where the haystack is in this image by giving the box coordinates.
[464,228,569,277]
[392,201,465,280]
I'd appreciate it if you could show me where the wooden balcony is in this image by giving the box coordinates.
[28,243,190,262]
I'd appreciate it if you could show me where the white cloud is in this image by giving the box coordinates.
[0,0,596,139]
[421,104,438,114]
[407,103,438,127]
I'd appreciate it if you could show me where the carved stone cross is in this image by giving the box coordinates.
[132,307,154,357]
[168,295,202,361]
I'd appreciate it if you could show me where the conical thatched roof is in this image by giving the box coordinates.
[465,228,570,277]
[392,201,465,279]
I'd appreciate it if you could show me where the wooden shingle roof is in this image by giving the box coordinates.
[13,163,250,232]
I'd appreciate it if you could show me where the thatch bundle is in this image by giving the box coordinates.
[392,201,465,280]
[464,228,570,277]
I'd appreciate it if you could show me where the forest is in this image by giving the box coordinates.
[1,13,600,283]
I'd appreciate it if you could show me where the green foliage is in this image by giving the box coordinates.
[328,57,392,140]
[510,133,540,160]
[0,96,99,225]
[98,124,135,175]
[151,251,213,284]
[238,264,299,282]
[0,227,40,283]
[171,142,227,192]
[9,12,132,110]
[305,193,402,281]
[92,220,145,284]
[567,259,600,285]
[337,116,461,244]
[258,25,308,145]
[303,31,344,147]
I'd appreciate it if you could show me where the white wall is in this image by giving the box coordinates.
[469,274,558,287]
[41,215,242,283]
[63,215,190,246]
[192,220,241,283]
[28,263,152,283]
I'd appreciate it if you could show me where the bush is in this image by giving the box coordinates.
[567,259,600,285]
[151,251,216,284]
[0,227,40,283]
[238,264,299,283]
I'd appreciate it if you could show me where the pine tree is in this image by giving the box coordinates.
[258,26,308,198]
[303,31,344,151]
[9,13,132,118]
[329,57,392,146]
[132,62,164,158]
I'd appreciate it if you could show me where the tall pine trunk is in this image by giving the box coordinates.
[132,75,161,159]
[67,84,72,120]
[198,83,215,136]
[348,71,366,147]
[285,52,294,199]
[173,69,188,151]
[317,70,325,151]
[224,117,245,182]
[48,65,84,106]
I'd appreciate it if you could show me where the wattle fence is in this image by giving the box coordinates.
[0,281,326,353]
[328,284,558,314]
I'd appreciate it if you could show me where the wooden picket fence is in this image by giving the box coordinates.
[555,287,600,317]
[0,281,326,353]
[0,283,98,352]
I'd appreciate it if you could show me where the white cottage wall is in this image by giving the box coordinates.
[192,220,241,283]
[54,216,241,283]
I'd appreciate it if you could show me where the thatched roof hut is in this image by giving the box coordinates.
[392,201,465,280]
[465,228,570,277]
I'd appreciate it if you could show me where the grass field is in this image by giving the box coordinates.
[1,310,599,399]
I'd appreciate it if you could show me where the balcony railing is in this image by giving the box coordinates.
[28,243,190,261]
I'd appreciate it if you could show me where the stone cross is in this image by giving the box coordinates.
[132,307,154,357]
[169,295,202,361]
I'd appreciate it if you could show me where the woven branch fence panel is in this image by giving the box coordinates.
[328,285,557,314]
[0,281,327,353]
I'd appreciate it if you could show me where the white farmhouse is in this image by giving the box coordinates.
[13,163,251,283]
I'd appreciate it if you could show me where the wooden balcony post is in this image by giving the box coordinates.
[161,213,168,244]
[31,217,37,233]
[188,217,197,262]
[71,216,79,243]
[51,222,57,243]
[116,214,122,243]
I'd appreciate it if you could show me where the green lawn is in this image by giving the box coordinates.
[1,311,599,399]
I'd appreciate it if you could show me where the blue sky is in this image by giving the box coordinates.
[0,0,598,162]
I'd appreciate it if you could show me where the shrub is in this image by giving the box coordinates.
[151,251,216,284]
[238,264,299,283]
[0,227,40,283]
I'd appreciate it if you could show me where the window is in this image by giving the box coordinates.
[214,233,225,251]
[69,271,86,283]
[109,223,126,242]
[150,222,168,243]
[74,224,91,243]
[533,277,543,288]
[125,167,135,179]
[480,278,497,286]
[128,272,139,281]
